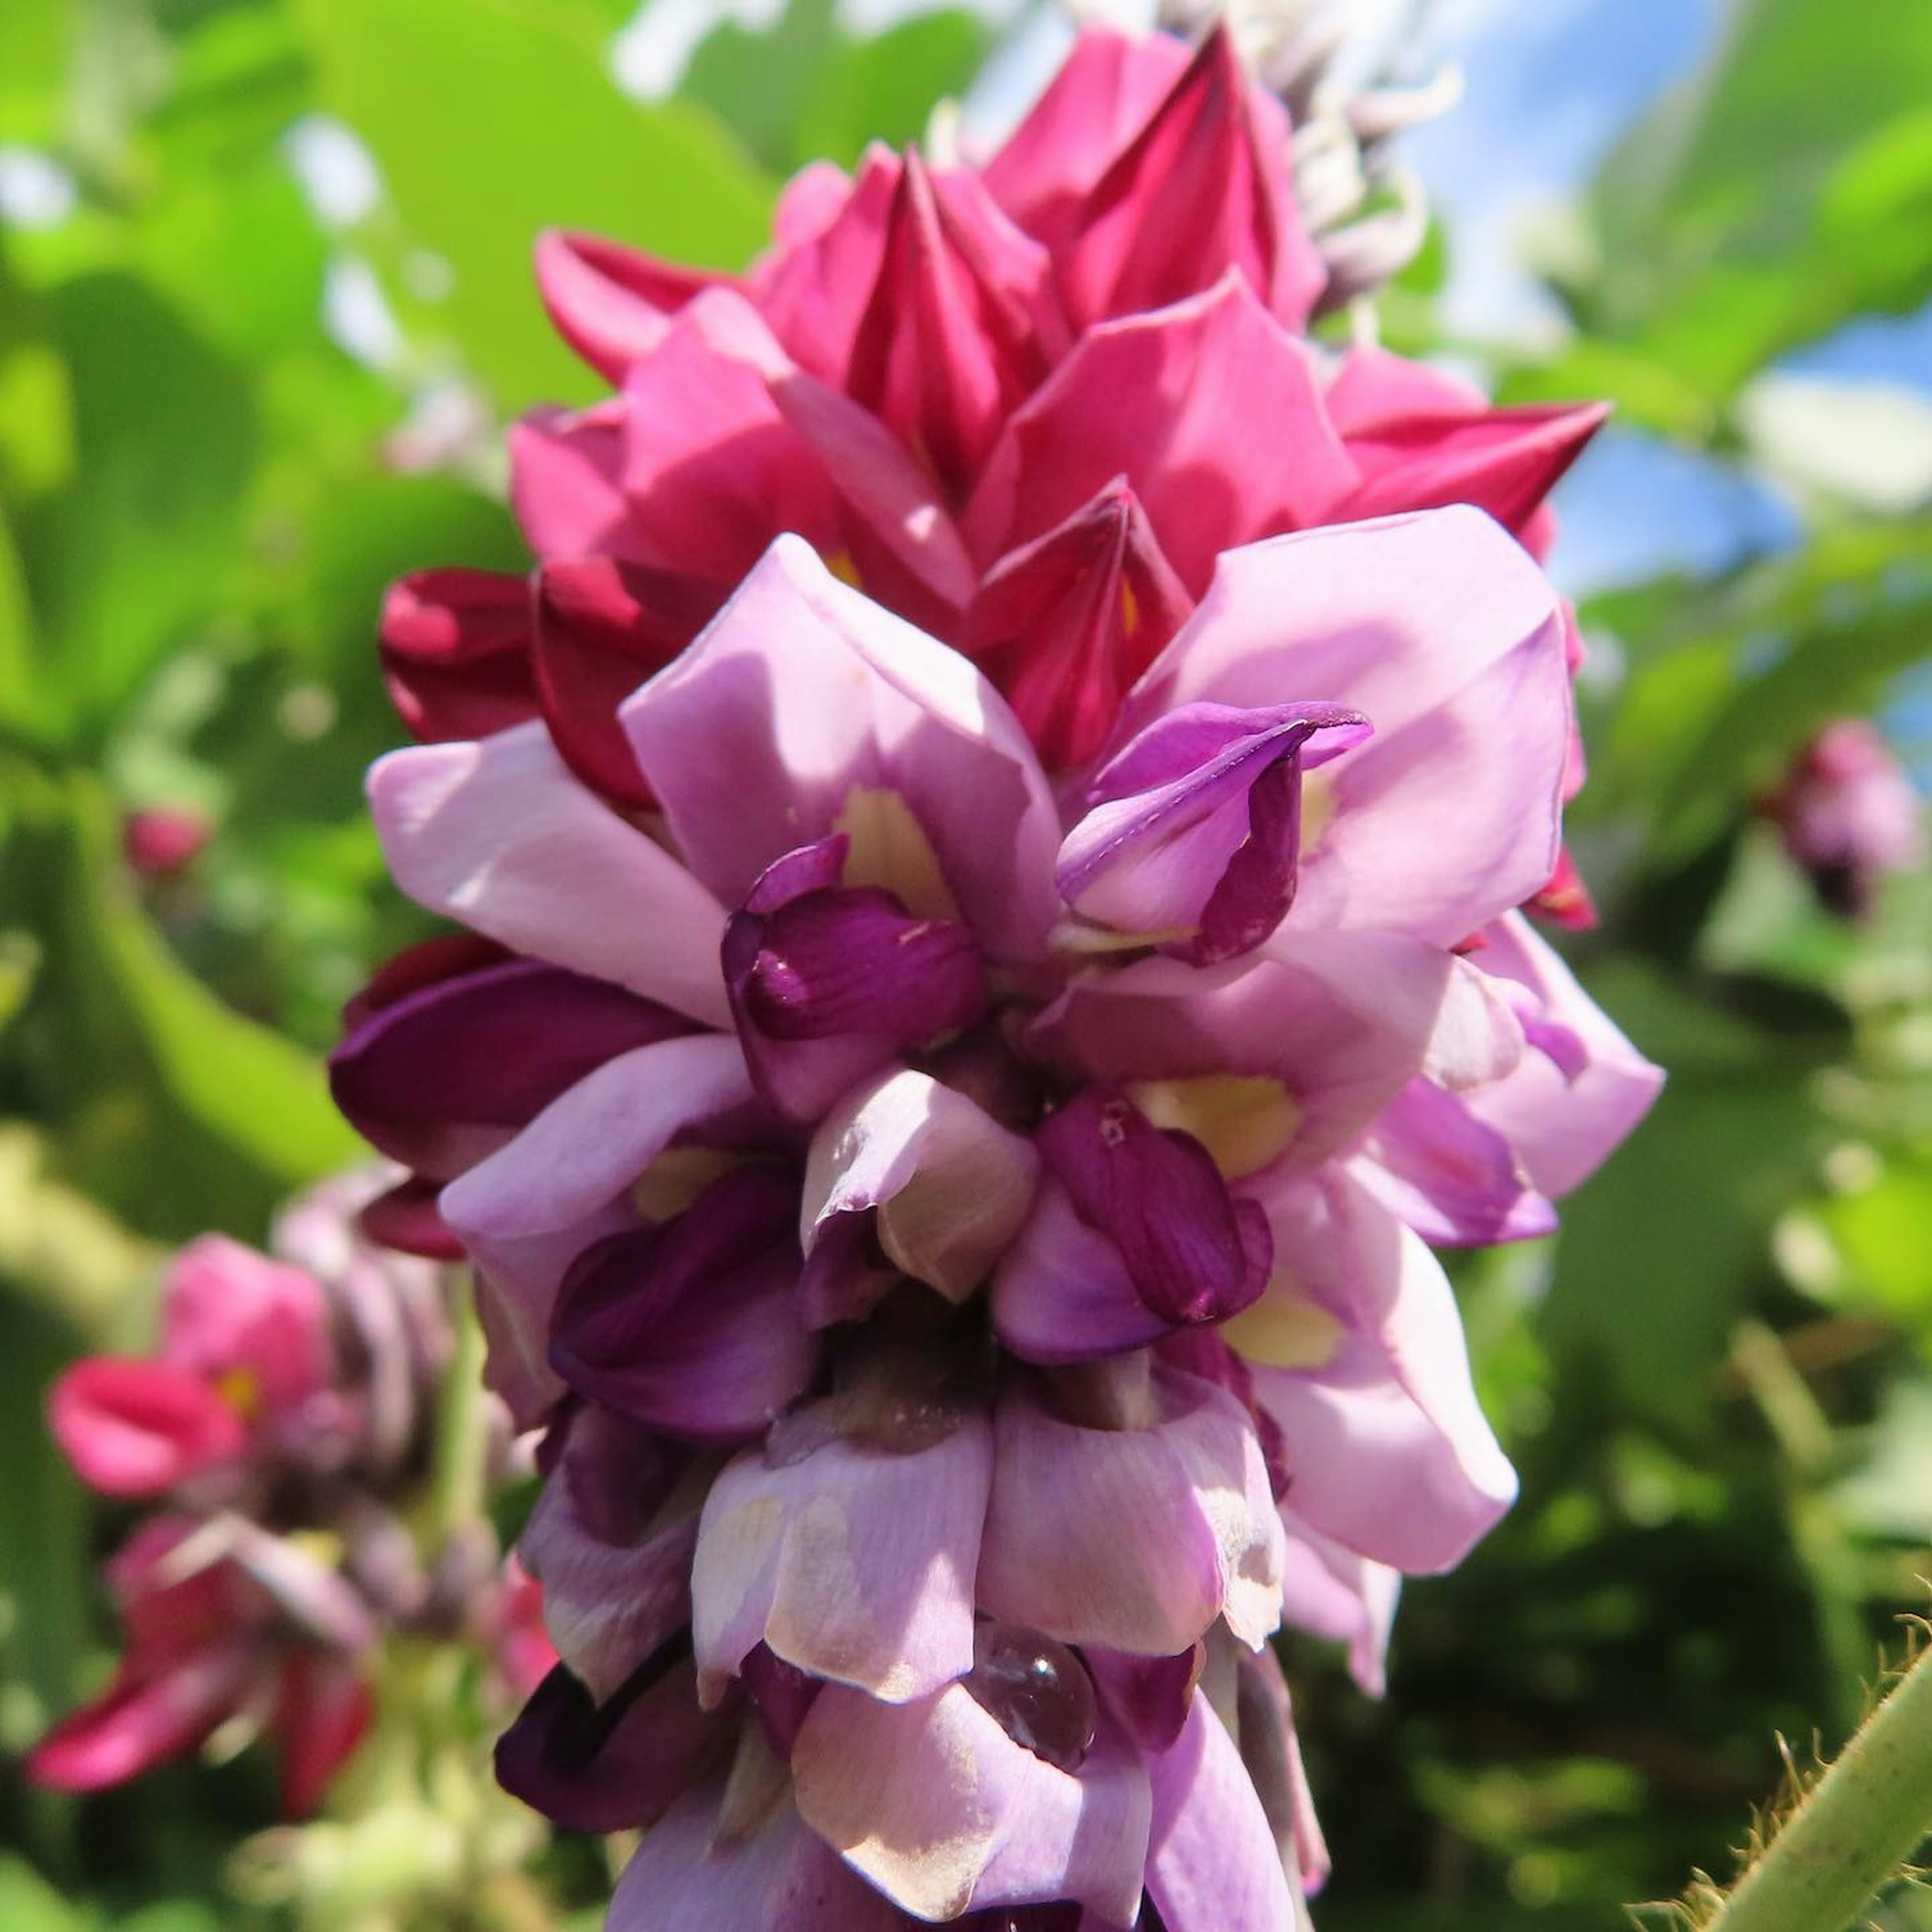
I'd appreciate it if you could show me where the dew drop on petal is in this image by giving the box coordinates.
[964,1623,1097,1774]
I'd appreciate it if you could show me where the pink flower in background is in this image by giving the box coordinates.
[122,806,211,878]
[1763,719,1925,919]
[32,1174,543,1816]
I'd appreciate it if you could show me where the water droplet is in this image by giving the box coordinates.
[964,1623,1097,1774]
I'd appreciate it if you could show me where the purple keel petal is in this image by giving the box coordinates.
[1059,701,1370,962]
[1145,1692,1307,1932]
[549,1166,817,1444]
[792,1681,1151,1925]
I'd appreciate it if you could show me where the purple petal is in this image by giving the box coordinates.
[1278,1514,1401,1697]
[692,1409,992,1703]
[331,956,692,1180]
[622,534,1061,968]
[609,1745,909,1932]
[549,1167,817,1443]
[791,1681,1151,1925]
[1144,1692,1307,1932]
[1059,701,1370,962]
[519,1404,711,1700]
[496,1652,733,1834]
[1034,1087,1271,1326]
[439,1033,763,1429]
[1113,507,1572,946]
[1243,1171,1517,1572]
[1347,1079,1558,1247]
[980,1364,1284,1654]
[802,1067,1039,1319]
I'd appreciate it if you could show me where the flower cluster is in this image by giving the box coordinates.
[337,24,1661,1930]
[30,1173,550,1815]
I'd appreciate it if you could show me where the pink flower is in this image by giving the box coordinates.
[29,1516,375,1817]
[122,806,211,878]
[379,26,1602,828]
[1762,719,1925,919]
[49,1237,333,1499]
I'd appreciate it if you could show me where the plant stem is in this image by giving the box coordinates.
[429,1272,491,1549]
[1702,1637,1932,1932]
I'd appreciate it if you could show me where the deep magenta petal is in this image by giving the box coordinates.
[331,955,692,1181]
[548,1167,816,1441]
[48,1357,248,1498]
[378,567,540,745]
[1036,1088,1270,1328]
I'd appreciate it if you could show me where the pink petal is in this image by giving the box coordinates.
[1461,912,1664,1197]
[535,227,731,380]
[272,1651,373,1817]
[48,1357,248,1497]
[969,480,1195,774]
[29,1646,257,1794]
[1115,508,1572,946]
[508,401,638,562]
[965,275,1355,596]
[162,1235,333,1417]
[693,1410,991,1703]
[378,567,539,745]
[1278,1514,1400,1697]
[1056,28,1325,332]
[791,1682,1151,1925]
[1244,1170,1517,1572]
[983,28,1193,250]
[980,1364,1283,1654]
[622,534,1061,968]
[368,721,732,1028]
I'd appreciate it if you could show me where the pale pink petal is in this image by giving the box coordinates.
[368,721,731,1028]
[623,534,1061,966]
[693,1412,990,1704]
[981,1365,1284,1654]
[792,1681,1151,1925]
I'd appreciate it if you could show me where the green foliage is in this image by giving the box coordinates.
[1506,0,1932,436]
[297,0,777,405]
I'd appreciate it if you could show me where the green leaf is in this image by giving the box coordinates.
[0,0,71,146]
[1538,957,1843,1433]
[297,0,776,405]
[66,774,364,1185]
[0,1859,89,1932]
[1523,0,1932,429]
[12,272,256,740]
[683,0,990,174]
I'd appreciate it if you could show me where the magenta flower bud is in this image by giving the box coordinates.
[122,805,210,877]
[1764,719,1925,919]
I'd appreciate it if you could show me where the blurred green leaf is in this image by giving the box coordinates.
[1538,957,1843,1432]
[0,0,70,146]
[1511,0,1932,431]
[684,0,990,173]
[297,0,775,404]
[0,1858,89,1932]
[13,272,256,742]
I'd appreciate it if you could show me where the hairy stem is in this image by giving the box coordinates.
[1701,1637,1932,1932]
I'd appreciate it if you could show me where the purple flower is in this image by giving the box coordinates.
[343,507,1660,1924]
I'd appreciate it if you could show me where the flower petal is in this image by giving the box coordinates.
[792,1681,1151,1925]
[692,1410,992,1703]
[980,1365,1283,1653]
[48,1357,248,1498]
[368,720,731,1027]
